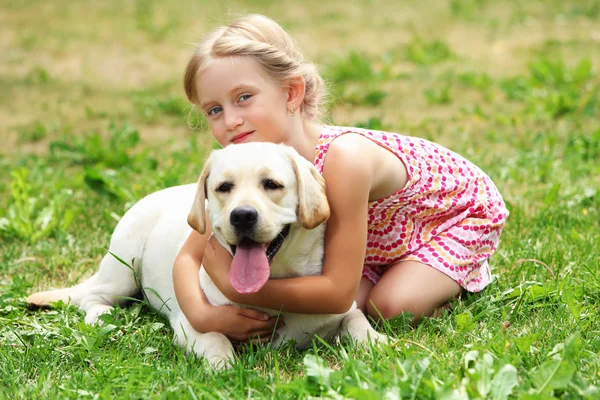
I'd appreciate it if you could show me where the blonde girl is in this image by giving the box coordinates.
[173,14,508,344]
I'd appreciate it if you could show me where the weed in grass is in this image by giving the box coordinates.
[458,72,494,91]
[534,38,596,57]
[131,89,209,132]
[19,32,39,50]
[566,127,600,162]
[17,121,52,144]
[306,52,394,111]
[25,66,53,85]
[83,166,136,203]
[134,94,189,122]
[47,123,166,203]
[134,0,178,40]
[450,0,489,21]
[339,88,388,106]
[459,350,519,399]
[325,52,373,83]
[550,0,600,19]
[424,84,453,105]
[325,51,377,84]
[49,123,157,170]
[501,58,598,119]
[362,89,388,106]
[84,105,110,119]
[458,71,496,101]
[404,37,455,66]
[355,117,387,131]
[460,103,490,120]
[156,97,188,117]
[0,168,75,243]
[295,345,521,399]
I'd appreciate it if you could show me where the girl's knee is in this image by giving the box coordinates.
[364,260,464,321]
[365,292,440,321]
[366,293,413,321]
[355,277,375,314]
[365,297,395,321]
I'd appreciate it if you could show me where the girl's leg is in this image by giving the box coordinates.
[355,277,375,313]
[366,260,463,321]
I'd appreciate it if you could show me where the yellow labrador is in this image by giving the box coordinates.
[28,142,385,369]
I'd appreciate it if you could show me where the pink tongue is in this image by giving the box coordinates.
[230,242,270,294]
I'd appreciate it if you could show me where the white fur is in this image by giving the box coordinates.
[28,143,386,369]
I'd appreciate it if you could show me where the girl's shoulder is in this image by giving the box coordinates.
[320,125,419,147]
[321,125,403,138]
[316,125,372,158]
[320,125,455,154]
[315,125,405,173]
[317,124,412,153]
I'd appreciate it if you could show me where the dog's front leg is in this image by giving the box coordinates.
[171,314,235,370]
[338,309,389,345]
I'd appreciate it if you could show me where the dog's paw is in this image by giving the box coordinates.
[202,333,235,370]
[352,328,391,348]
[207,353,234,371]
[367,330,392,346]
[179,330,235,371]
[84,305,114,325]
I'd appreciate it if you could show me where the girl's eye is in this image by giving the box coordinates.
[208,106,222,116]
[216,182,233,193]
[238,94,252,102]
[262,179,283,190]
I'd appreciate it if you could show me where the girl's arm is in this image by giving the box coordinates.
[173,225,282,341]
[202,139,372,314]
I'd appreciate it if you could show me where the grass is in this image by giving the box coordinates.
[1,0,600,398]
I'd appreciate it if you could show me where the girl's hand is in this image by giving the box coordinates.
[204,304,284,346]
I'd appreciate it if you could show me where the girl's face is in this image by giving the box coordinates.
[195,56,292,147]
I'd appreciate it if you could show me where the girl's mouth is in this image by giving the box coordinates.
[231,131,255,144]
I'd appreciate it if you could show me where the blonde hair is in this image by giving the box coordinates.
[184,14,327,120]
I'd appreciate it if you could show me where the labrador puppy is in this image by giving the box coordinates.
[28,142,385,369]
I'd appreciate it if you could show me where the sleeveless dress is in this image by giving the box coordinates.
[313,126,509,292]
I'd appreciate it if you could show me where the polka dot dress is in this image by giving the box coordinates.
[313,126,509,292]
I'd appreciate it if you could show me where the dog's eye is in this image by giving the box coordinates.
[263,179,283,190]
[216,182,233,193]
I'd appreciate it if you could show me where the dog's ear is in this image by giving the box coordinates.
[289,151,330,229]
[187,157,211,234]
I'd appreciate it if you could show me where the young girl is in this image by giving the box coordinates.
[172,14,508,344]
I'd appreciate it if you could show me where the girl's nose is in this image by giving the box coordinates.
[225,110,243,131]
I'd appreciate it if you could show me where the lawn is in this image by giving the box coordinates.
[1,0,599,398]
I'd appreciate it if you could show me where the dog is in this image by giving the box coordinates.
[28,142,385,369]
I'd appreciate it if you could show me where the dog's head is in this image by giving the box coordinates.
[187,142,330,294]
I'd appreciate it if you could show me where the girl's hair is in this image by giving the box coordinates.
[184,14,327,120]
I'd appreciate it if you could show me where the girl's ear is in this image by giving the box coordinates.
[287,75,306,111]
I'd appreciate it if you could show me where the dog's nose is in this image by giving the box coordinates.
[230,206,259,232]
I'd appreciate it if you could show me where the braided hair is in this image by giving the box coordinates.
[184,14,327,120]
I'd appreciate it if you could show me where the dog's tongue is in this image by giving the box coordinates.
[230,241,270,294]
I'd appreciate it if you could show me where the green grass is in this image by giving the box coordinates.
[1,0,600,398]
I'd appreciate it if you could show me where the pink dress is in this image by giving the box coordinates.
[313,126,509,292]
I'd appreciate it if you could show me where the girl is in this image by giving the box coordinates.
[172,14,508,343]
